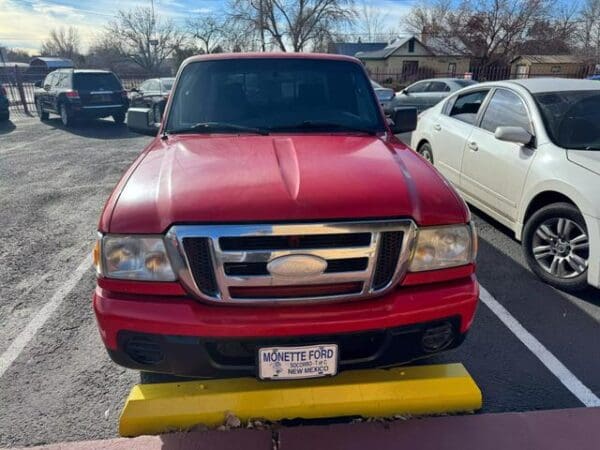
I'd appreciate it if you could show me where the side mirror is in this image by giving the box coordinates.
[126,107,159,136]
[34,80,42,88]
[495,126,533,146]
[390,107,417,134]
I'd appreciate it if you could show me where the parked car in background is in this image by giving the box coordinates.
[94,53,478,381]
[386,78,477,114]
[0,85,9,121]
[34,69,129,127]
[411,78,600,291]
[128,77,175,123]
[371,80,395,112]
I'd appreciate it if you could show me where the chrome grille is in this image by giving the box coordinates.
[165,220,416,304]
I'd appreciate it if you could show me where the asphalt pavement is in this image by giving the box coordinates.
[0,115,598,447]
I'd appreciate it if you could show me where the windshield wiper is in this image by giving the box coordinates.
[167,122,269,136]
[269,121,379,135]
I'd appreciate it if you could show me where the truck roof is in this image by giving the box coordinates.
[183,52,361,66]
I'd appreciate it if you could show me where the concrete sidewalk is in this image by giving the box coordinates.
[14,407,600,450]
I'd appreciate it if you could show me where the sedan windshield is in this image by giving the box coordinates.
[166,58,384,135]
[534,90,600,150]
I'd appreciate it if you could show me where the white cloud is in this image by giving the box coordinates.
[0,0,105,53]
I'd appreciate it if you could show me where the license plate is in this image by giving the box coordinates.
[92,94,112,102]
[258,344,338,380]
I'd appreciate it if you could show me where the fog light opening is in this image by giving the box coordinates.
[422,322,455,353]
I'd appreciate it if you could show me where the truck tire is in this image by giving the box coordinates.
[113,111,126,124]
[36,99,49,121]
[522,202,589,292]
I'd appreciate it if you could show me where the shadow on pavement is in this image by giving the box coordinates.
[43,117,142,140]
[0,120,16,135]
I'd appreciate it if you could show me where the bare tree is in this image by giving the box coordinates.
[403,0,554,65]
[354,1,388,42]
[102,7,185,73]
[187,15,225,54]
[40,27,81,59]
[578,0,600,61]
[229,0,356,52]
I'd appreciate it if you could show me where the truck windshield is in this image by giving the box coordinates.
[534,90,600,150]
[166,58,385,135]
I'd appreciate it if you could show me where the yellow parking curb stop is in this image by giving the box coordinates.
[119,363,482,437]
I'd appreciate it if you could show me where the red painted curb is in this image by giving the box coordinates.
[279,407,600,450]
[14,429,272,450]
[13,408,600,450]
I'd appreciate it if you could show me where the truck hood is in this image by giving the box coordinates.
[106,134,468,233]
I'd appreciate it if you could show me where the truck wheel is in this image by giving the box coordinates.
[522,202,589,292]
[60,103,72,127]
[113,112,126,124]
[418,142,434,164]
[36,99,49,121]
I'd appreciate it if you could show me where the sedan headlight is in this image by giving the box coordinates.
[409,224,477,272]
[98,235,176,281]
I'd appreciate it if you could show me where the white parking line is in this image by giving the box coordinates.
[0,254,92,379]
[480,286,600,407]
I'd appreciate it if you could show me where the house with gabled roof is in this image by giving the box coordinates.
[355,35,472,80]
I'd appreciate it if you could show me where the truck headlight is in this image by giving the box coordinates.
[99,235,176,281]
[409,224,477,272]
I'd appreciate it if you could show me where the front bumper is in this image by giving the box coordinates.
[94,275,478,377]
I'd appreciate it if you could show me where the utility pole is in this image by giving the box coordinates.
[259,0,266,52]
[149,0,158,73]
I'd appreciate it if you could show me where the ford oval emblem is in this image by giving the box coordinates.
[267,254,328,278]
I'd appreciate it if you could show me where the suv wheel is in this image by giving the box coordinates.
[113,111,126,124]
[153,104,162,124]
[60,103,72,127]
[418,142,434,164]
[522,202,589,291]
[36,99,49,121]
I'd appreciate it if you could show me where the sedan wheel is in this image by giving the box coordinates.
[418,142,434,164]
[523,202,589,291]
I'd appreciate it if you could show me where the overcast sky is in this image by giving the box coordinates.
[0,0,417,54]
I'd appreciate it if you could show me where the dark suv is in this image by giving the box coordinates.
[0,84,9,121]
[34,69,129,126]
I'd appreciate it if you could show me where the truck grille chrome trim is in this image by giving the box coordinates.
[164,220,417,304]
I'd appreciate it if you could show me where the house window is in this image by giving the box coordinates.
[408,39,415,53]
[551,66,561,74]
[448,63,457,76]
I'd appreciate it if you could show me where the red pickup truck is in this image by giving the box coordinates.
[93,53,478,381]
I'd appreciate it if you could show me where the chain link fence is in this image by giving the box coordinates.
[0,66,158,116]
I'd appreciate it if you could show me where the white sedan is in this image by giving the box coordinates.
[411,78,600,291]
